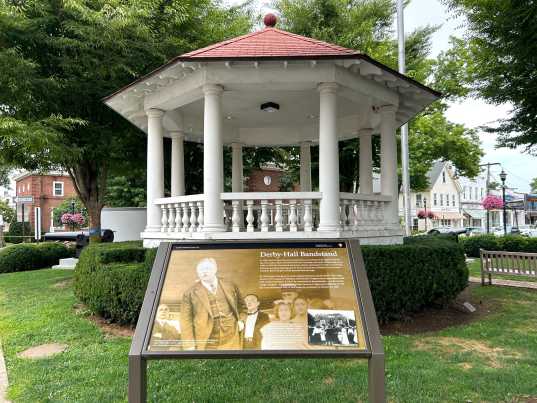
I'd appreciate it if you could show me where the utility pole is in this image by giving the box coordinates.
[480,162,501,233]
[397,0,412,236]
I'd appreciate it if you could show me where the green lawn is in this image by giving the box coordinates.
[467,258,537,283]
[1,269,537,402]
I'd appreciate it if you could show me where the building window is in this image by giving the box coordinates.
[440,194,444,206]
[442,171,446,183]
[53,181,64,197]
[434,193,438,206]
[447,194,450,206]
[463,186,466,200]
[481,188,484,199]
[441,219,451,226]
[474,187,478,200]
[452,194,456,206]
[416,194,422,208]
[412,218,419,231]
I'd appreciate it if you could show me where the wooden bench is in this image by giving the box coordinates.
[480,249,537,285]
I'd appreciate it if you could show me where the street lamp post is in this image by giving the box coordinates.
[70,200,76,232]
[500,170,507,236]
[423,197,428,231]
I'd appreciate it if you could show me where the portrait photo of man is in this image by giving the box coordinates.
[152,304,181,342]
[180,257,246,350]
[242,294,270,350]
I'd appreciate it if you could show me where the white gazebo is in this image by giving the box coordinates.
[104,15,440,247]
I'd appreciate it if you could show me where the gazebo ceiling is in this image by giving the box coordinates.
[104,14,441,146]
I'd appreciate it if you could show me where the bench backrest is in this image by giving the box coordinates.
[480,249,537,277]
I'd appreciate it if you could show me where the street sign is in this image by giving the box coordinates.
[15,196,34,203]
[129,239,385,402]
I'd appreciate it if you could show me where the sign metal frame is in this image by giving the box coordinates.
[128,239,385,402]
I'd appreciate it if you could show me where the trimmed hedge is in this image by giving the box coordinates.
[404,233,460,245]
[74,241,151,324]
[363,241,468,321]
[0,242,75,273]
[5,222,32,244]
[75,239,468,325]
[461,234,537,257]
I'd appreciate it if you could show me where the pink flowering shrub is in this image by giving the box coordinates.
[482,195,503,210]
[61,212,86,227]
[417,210,438,219]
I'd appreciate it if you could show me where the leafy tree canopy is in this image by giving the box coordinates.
[443,0,537,152]
[0,0,252,239]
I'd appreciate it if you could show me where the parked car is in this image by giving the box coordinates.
[428,227,468,236]
[460,227,484,237]
[517,225,537,238]
[493,226,523,236]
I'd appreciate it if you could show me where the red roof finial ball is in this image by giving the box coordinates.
[264,13,277,28]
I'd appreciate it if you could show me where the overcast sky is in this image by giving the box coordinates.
[240,0,536,192]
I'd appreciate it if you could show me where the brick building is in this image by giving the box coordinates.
[245,165,284,192]
[14,171,77,232]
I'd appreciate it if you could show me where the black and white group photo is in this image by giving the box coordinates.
[307,309,359,346]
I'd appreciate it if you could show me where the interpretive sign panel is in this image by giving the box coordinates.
[147,241,367,353]
[129,240,385,402]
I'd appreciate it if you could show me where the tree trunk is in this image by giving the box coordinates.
[86,199,103,243]
[67,161,107,243]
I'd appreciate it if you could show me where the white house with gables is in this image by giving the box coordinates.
[104,14,440,247]
[399,161,464,231]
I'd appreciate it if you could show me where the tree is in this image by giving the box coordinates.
[530,178,537,194]
[0,0,251,241]
[0,166,10,188]
[276,0,482,190]
[0,200,15,224]
[488,181,500,191]
[443,0,537,152]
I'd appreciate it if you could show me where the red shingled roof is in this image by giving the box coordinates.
[180,28,360,59]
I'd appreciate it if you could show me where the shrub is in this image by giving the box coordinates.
[75,240,467,325]
[74,241,150,324]
[363,241,468,322]
[460,234,537,257]
[5,221,32,244]
[0,242,75,273]
[404,233,459,245]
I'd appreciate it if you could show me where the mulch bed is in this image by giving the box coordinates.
[381,284,498,335]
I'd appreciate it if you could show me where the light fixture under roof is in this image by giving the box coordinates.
[260,102,280,112]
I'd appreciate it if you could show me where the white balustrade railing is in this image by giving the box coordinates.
[153,192,392,236]
[221,192,322,233]
[339,192,392,231]
[155,194,205,233]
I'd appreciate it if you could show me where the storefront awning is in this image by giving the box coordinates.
[463,209,487,220]
[437,212,464,220]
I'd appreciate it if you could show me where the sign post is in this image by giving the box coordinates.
[129,239,385,402]
[34,207,42,241]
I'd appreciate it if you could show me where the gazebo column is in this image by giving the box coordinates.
[299,141,312,191]
[202,84,226,232]
[380,105,399,225]
[317,82,340,232]
[170,131,185,196]
[145,108,165,232]
[359,129,373,194]
[231,142,244,192]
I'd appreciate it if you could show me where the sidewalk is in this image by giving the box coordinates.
[469,276,537,290]
[0,342,10,403]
